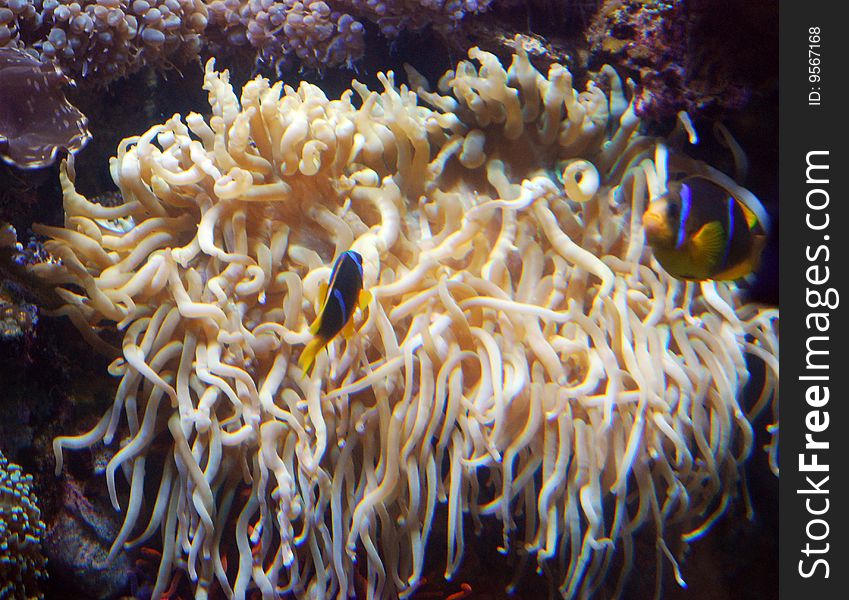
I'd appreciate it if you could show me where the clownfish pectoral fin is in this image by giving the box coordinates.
[691,220,726,272]
[341,318,356,340]
[299,336,327,376]
[358,289,372,312]
[341,290,371,340]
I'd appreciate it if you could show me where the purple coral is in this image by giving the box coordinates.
[339,0,491,39]
[2,0,494,81]
[1,0,209,83]
[0,0,39,47]
[207,0,366,71]
[0,46,90,169]
[588,0,756,121]
[43,473,134,599]
[206,0,492,71]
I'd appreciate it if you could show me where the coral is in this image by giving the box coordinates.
[0,285,38,340]
[588,0,766,121]
[42,473,133,599]
[1,223,39,341]
[2,0,494,80]
[0,0,489,83]
[0,46,90,170]
[206,0,366,71]
[0,450,48,600]
[205,0,493,73]
[32,44,778,599]
[0,0,209,84]
[0,0,37,47]
[336,0,492,39]
[1,221,70,345]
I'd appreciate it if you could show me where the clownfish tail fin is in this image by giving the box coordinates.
[299,337,326,376]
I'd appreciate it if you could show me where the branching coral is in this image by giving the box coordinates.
[31,44,778,599]
[0,450,48,600]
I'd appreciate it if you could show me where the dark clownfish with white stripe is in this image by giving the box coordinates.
[299,250,372,375]
[642,176,767,282]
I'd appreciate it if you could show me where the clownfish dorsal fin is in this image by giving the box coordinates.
[738,200,759,230]
[691,220,726,271]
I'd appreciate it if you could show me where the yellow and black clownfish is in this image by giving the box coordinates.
[299,250,372,375]
[642,176,768,282]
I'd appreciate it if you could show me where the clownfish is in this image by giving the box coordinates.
[299,250,372,375]
[642,176,767,282]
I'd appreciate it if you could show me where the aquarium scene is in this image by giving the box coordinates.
[0,1,778,599]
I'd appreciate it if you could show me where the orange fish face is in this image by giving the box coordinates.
[642,197,678,248]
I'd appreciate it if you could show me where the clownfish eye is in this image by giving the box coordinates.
[666,199,680,220]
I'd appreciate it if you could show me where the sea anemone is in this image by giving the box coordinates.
[31,44,779,599]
